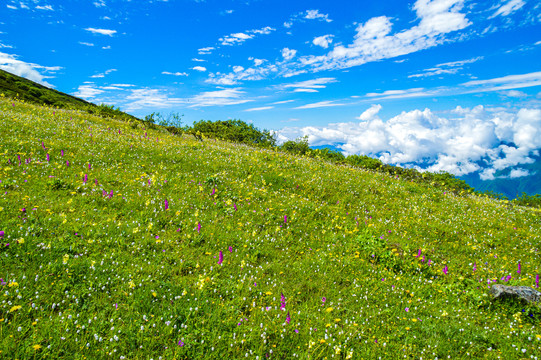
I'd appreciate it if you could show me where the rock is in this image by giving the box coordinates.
[490,284,541,303]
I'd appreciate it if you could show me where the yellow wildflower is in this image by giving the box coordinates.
[10,305,22,312]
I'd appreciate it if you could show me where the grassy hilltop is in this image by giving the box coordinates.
[0,97,540,359]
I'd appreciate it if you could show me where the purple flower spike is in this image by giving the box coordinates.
[416,248,421,258]
[286,312,290,324]
[88,163,92,170]
[211,188,215,196]
[83,174,88,184]
[197,222,201,233]
[0,231,4,238]
[536,274,539,288]
[61,150,64,157]
[164,199,169,210]
[66,160,69,167]
[109,190,113,198]
[46,153,50,162]
[473,262,477,272]
[228,246,233,253]
[233,203,237,211]
[284,215,287,224]
[443,265,448,275]
[178,340,184,347]
[517,262,521,274]
[218,251,223,265]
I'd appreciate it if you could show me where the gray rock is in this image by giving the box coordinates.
[490,284,541,303]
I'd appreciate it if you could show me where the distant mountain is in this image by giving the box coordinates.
[0,69,139,122]
[459,155,541,199]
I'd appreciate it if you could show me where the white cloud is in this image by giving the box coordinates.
[277,105,541,178]
[79,42,95,47]
[102,46,111,50]
[244,106,274,112]
[281,48,297,61]
[462,71,541,92]
[501,90,527,97]
[162,71,189,76]
[93,0,106,7]
[294,100,345,109]
[192,66,207,72]
[73,84,104,99]
[509,168,530,178]
[0,51,60,87]
[409,56,483,78]
[124,88,184,111]
[304,10,332,22]
[208,0,471,84]
[357,104,382,121]
[90,69,116,78]
[219,26,275,46]
[7,4,17,10]
[192,58,206,62]
[278,77,337,93]
[189,88,252,108]
[490,0,525,18]
[198,47,215,55]
[313,35,334,49]
[85,28,117,36]
[36,5,53,11]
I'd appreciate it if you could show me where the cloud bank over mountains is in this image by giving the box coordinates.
[277,105,541,180]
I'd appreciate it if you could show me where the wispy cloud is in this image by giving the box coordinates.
[0,51,61,87]
[285,9,333,28]
[490,0,525,18]
[219,26,275,46]
[188,88,252,108]
[408,56,483,78]
[85,28,117,36]
[79,42,95,47]
[294,100,345,109]
[90,68,116,78]
[162,71,189,76]
[277,77,337,93]
[461,71,541,92]
[244,106,274,112]
[191,66,207,72]
[198,47,215,55]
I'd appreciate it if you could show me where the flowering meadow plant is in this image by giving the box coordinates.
[0,98,540,359]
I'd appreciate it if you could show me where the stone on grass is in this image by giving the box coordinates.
[490,284,541,303]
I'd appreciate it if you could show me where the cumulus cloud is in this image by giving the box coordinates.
[277,105,541,179]
[198,47,215,55]
[192,66,207,72]
[85,28,117,36]
[304,10,332,22]
[357,104,382,121]
[313,35,334,49]
[73,83,105,99]
[0,51,60,87]
[218,26,275,46]
[281,48,297,61]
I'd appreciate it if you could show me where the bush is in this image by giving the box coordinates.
[280,136,310,155]
[188,119,276,147]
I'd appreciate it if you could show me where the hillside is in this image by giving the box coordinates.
[0,69,139,123]
[0,98,540,359]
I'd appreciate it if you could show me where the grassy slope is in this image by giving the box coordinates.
[0,98,540,359]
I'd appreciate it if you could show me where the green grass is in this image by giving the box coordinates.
[1,98,540,359]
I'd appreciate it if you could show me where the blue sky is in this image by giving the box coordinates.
[1,0,541,182]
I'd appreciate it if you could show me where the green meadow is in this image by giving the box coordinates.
[1,97,540,359]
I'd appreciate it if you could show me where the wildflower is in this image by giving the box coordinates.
[473,262,477,272]
[66,160,69,167]
[109,190,113,198]
[536,274,539,288]
[10,305,22,312]
[517,262,521,274]
[280,293,286,311]
[88,163,92,170]
[0,231,4,238]
[234,203,237,211]
[197,222,201,233]
[405,307,409,312]
[211,188,215,196]
[46,153,50,162]
[63,254,69,264]
[32,344,42,351]
[416,248,421,257]
[443,265,448,275]
[322,297,326,306]
[286,312,290,324]
[61,150,64,157]
[284,215,287,224]
[83,174,87,184]
[218,251,223,265]
[326,307,333,313]
[164,199,169,210]
[178,340,184,347]
[229,246,233,253]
